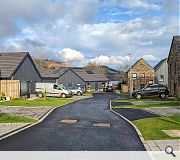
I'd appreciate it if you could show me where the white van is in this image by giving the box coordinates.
[35,83,73,98]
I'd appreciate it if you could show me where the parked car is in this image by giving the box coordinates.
[105,86,114,92]
[35,83,73,98]
[132,84,169,99]
[65,87,83,96]
[59,84,83,96]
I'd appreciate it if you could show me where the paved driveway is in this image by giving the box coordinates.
[0,93,145,151]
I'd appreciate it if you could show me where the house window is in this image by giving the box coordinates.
[149,80,153,85]
[141,73,145,79]
[68,83,72,88]
[132,73,137,79]
[159,75,164,82]
[140,84,145,89]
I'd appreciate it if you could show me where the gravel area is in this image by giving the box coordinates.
[0,106,53,120]
[143,106,180,116]
[0,123,30,139]
[131,101,171,105]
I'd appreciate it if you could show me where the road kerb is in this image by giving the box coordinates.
[0,96,92,141]
[109,99,151,151]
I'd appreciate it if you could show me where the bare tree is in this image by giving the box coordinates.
[116,64,131,82]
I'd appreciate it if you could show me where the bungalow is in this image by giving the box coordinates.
[154,58,168,86]
[127,58,155,91]
[57,67,109,91]
[0,52,41,96]
[168,35,180,96]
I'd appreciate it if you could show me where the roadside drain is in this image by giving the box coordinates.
[92,123,111,127]
[60,119,78,123]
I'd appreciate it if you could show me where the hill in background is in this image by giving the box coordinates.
[33,58,70,71]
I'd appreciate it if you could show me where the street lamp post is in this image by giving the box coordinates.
[128,53,133,98]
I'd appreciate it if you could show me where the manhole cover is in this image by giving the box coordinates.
[60,119,78,123]
[93,123,111,127]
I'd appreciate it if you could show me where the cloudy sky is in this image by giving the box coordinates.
[0,0,179,68]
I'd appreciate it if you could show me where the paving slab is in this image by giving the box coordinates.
[146,140,157,147]
[162,130,180,138]
[0,123,30,138]
[146,140,180,151]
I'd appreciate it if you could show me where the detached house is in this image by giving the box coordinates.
[154,58,168,86]
[127,58,154,91]
[0,52,41,96]
[168,35,180,96]
[57,67,109,91]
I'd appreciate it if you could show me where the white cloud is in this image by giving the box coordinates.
[0,0,178,68]
[90,55,131,65]
[142,54,160,61]
[59,48,84,62]
[104,0,160,10]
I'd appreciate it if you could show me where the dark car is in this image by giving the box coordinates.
[132,84,169,99]
[105,86,114,92]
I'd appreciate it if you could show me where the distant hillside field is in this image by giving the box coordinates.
[33,58,70,70]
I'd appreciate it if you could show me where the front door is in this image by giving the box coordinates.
[26,81,30,98]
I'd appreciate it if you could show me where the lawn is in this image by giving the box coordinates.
[0,114,37,123]
[112,102,180,109]
[133,115,180,140]
[113,98,171,102]
[0,98,74,107]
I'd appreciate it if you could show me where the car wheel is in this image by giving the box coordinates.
[77,91,82,96]
[61,93,66,98]
[160,93,166,99]
[38,93,43,98]
[136,94,142,99]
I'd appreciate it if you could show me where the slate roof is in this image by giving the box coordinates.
[168,35,180,61]
[70,68,109,82]
[127,58,154,73]
[174,36,180,52]
[154,58,167,71]
[0,52,29,78]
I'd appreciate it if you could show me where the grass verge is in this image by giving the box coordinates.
[0,98,74,107]
[0,114,37,123]
[112,102,180,109]
[133,115,180,140]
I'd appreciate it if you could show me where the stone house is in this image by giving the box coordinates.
[167,35,180,96]
[154,58,168,86]
[127,58,155,91]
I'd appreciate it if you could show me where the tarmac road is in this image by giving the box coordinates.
[0,93,145,151]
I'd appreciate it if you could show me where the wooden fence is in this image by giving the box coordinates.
[0,80,20,99]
